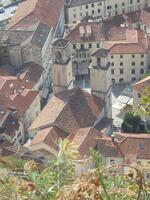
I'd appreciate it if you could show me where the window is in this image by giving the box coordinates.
[140,69,144,74]
[92,10,94,14]
[120,62,123,66]
[80,13,82,16]
[137,0,140,2]
[138,93,141,98]
[132,77,136,81]
[111,55,114,59]
[98,2,101,6]
[115,4,117,8]
[120,69,124,74]
[91,3,94,7]
[89,43,92,48]
[97,58,100,63]
[85,5,88,9]
[132,54,135,58]
[112,78,115,84]
[97,43,100,48]
[119,78,124,83]
[81,44,84,49]
[111,62,114,66]
[122,2,125,6]
[141,62,144,66]
[141,54,144,58]
[132,62,135,66]
[107,5,112,10]
[131,69,135,74]
[130,0,133,4]
[98,9,101,13]
[73,14,76,18]
[111,69,114,74]
[120,55,123,58]
[73,44,76,49]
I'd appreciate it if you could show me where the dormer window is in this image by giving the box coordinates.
[97,58,100,63]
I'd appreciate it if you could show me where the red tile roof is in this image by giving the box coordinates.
[31,126,67,151]
[11,90,39,117]
[0,73,39,117]
[64,22,105,43]
[109,42,148,54]
[132,76,150,91]
[140,9,150,28]
[71,127,101,157]
[2,115,19,138]
[97,132,150,162]
[29,88,104,134]
[8,0,64,30]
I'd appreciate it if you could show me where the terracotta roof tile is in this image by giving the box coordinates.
[0,73,39,118]
[109,42,147,54]
[29,88,104,134]
[64,22,105,43]
[140,9,150,28]
[31,126,67,151]
[97,133,150,162]
[2,115,19,137]
[132,76,150,90]
[8,0,64,30]
[71,127,101,157]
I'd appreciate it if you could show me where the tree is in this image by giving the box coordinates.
[137,87,150,132]
[138,87,150,118]
[121,112,141,133]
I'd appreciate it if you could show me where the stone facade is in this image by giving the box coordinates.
[65,0,150,24]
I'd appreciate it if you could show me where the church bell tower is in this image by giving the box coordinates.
[90,48,112,118]
[51,38,73,94]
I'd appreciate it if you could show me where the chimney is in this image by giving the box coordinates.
[86,25,92,37]
[79,26,85,38]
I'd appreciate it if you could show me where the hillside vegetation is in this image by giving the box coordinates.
[0,140,150,200]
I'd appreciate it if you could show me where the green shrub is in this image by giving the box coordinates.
[122,121,134,133]
[122,112,141,133]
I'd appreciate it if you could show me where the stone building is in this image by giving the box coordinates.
[65,0,150,24]
[109,30,149,84]
[28,41,112,156]
[63,10,150,84]
[90,48,112,118]
[51,38,73,94]
[0,22,53,90]
[97,132,150,181]
[0,74,41,145]
[7,0,65,38]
